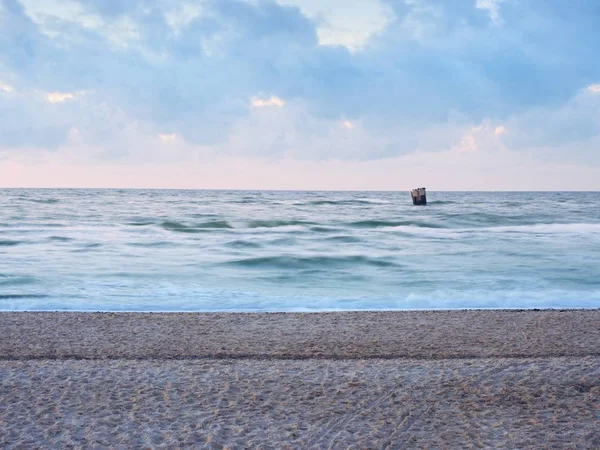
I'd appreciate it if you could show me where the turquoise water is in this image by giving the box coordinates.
[1,189,599,311]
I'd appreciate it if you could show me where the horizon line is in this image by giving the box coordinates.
[1,187,599,193]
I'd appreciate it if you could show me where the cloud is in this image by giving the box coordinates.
[4,147,599,190]
[278,0,391,51]
[0,81,15,93]
[475,0,504,24]
[499,88,600,165]
[158,133,177,141]
[0,0,599,189]
[251,96,285,108]
[457,134,478,153]
[45,92,75,103]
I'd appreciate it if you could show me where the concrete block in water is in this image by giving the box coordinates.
[411,187,427,205]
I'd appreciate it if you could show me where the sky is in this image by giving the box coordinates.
[0,0,599,190]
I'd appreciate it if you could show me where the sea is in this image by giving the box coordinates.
[1,189,599,311]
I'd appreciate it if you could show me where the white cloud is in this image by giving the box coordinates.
[277,0,391,51]
[455,124,507,153]
[159,133,178,141]
[45,92,76,104]
[19,0,103,32]
[457,133,478,153]
[251,96,285,108]
[0,82,15,93]
[587,84,600,94]
[476,0,504,25]
[164,3,204,33]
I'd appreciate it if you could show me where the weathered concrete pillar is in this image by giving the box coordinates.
[411,187,427,205]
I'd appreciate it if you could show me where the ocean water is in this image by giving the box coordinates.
[1,189,599,311]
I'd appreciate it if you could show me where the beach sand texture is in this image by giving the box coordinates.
[1,310,599,448]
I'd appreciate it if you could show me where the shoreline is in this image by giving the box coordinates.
[3,306,600,312]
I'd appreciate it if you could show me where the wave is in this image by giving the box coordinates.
[388,222,600,237]
[71,243,104,252]
[427,200,456,205]
[225,240,262,249]
[262,237,298,246]
[0,275,37,286]
[487,223,600,234]
[161,220,233,232]
[2,223,65,229]
[48,236,73,242]
[187,213,220,218]
[0,294,48,299]
[225,255,399,269]
[28,198,60,204]
[309,226,340,233]
[445,212,547,226]
[324,236,362,243]
[27,223,66,228]
[347,220,445,229]
[247,220,315,228]
[127,241,177,248]
[233,197,260,204]
[499,202,525,207]
[303,199,387,206]
[387,226,461,239]
[127,221,155,226]
[0,239,22,246]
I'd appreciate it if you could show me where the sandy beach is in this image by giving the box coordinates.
[1,310,599,448]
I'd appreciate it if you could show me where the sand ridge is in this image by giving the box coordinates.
[1,309,599,360]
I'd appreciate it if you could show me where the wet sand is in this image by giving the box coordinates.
[1,310,599,448]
